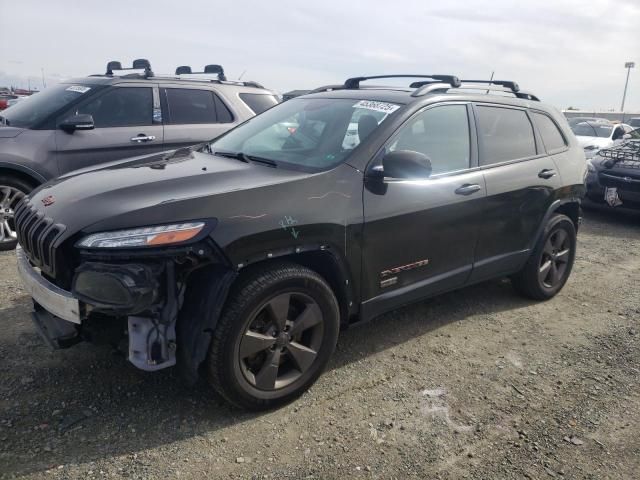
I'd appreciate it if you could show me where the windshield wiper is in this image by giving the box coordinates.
[246,154,278,167]
[213,150,249,163]
[213,150,277,167]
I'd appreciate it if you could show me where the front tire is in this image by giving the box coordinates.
[511,214,577,300]
[206,262,340,410]
[0,176,33,251]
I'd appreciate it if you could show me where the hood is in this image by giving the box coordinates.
[0,126,26,138]
[575,135,612,148]
[28,148,310,236]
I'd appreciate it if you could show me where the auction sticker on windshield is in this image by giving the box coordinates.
[353,100,400,114]
[65,85,91,94]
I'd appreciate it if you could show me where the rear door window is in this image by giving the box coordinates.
[165,88,217,124]
[475,106,536,165]
[213,94,234,123]
[532,112,567,152]
[77,87,153,128]
[239,93,280,114]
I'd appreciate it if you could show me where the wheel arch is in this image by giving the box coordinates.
[234,248,356,326]
[0,162,46,188]
[530,198,581,250]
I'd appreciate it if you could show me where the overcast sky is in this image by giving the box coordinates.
[1,0,639,111]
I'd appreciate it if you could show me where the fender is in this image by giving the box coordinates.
[528,196,582,251]
[0,160,47,185]
[232,242,359,322]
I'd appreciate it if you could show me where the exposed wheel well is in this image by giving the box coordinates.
[554,202,581,230]
[235,251,353,325]
[0,167,41,190]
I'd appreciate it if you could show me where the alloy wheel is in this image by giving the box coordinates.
[239,292,324,391]
[0,186,24,245]
[538,229,571,288]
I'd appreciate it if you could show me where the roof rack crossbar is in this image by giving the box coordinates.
[460,79,520,93]
[105,59,153,78]
[344,74,461,89]
[411,82,540,101]
[175,64,227,81]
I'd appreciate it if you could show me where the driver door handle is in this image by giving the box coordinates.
[455,184,482,196]
[538,169,556,179]
[130,134,156,143]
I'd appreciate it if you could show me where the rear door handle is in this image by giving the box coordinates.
[130,134,156,143]
[538,169,556,179]
[455,184,482,195]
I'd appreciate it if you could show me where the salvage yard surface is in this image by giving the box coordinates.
[1,207,639,479]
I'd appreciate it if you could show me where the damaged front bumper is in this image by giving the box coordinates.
[16,245,177,371]
[16,246,81,325]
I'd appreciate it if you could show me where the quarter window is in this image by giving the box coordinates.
[532,112,566,152]
[389,104,471,175]
[239,93,280,114]
[77,87,153,128]
[476,106,536,165]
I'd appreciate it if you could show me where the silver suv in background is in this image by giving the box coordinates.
[0,59,279,250]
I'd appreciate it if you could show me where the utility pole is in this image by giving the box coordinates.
[620,61,635,112]
[41,68,47,89]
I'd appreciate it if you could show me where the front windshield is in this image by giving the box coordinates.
[0,83,95,128]
[571,122,613,138]
[209,97,400,171]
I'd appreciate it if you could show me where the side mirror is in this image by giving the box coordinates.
[381,150,432,179]
[60,114,94,133]
[622,133,632,140]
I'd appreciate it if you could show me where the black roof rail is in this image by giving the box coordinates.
[344,74,461,89]
[105,59,153,78]
[307,84,345,94]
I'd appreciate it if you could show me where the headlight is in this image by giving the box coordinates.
[77,222,206,248]
[583,145,599,151]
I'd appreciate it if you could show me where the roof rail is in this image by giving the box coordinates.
[307,84,345,94]
[344,74,461,89]
[105,59,153,78]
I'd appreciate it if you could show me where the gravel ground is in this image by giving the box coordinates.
[1,206,639,479]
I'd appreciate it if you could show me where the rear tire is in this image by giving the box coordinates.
[206,262,340,410]
[511,214,576,300]
[0,176,33,251]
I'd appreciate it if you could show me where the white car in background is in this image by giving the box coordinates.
[571,121,636,158]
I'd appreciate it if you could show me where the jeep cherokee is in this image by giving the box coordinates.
[0,59,279,250]
[15,74,586,410]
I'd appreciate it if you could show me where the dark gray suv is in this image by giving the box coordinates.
[16,74,587,410]
[0,60,279,250]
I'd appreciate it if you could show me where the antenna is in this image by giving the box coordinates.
[238,69,247,80]
[486,71,494,94]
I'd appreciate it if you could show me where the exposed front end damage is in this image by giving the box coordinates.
[17,236,236,384]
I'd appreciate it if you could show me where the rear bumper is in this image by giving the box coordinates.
[16,245,81,324]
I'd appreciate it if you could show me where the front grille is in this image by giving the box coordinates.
[14,199,66,277]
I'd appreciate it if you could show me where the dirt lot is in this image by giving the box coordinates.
[1,206,639,480]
